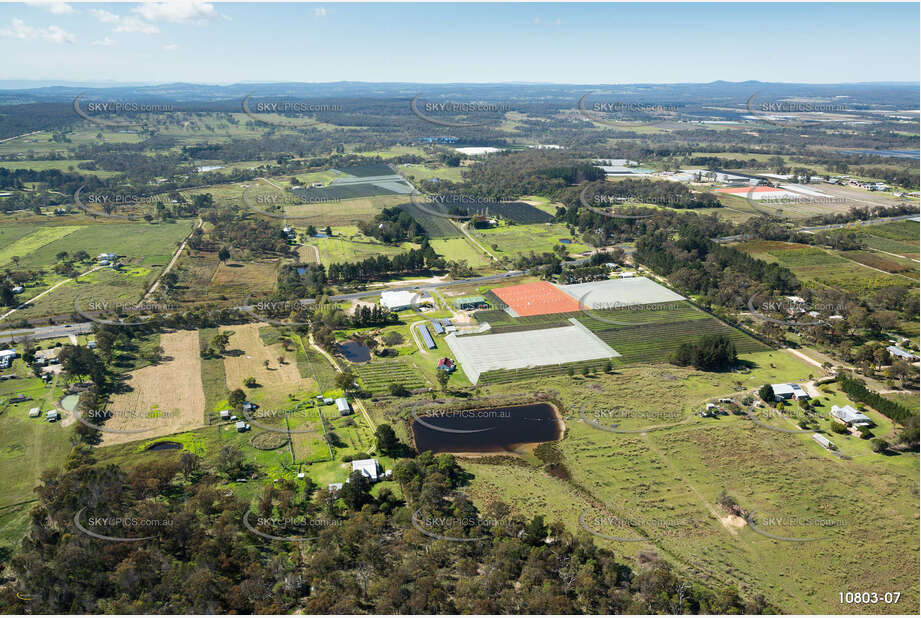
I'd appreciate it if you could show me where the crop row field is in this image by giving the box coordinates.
[397,201,463,238]
[355,359,431,394]
[591,318,769,364]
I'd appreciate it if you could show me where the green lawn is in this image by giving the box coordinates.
[473,221,591,260]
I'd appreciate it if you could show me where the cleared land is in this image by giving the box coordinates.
[101,330,206,446]
[220,323,317,409]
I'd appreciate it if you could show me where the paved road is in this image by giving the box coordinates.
[0,322,93,344]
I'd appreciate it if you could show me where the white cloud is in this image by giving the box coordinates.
[90,8,159,34]
[134,1,220,24]
[90,9,121,24]
[0,18,75,43]
[314,7,327,17]
[163,43,179,51]
[91,36,115,47]
[114,16,160,34]
[25,1,74,15]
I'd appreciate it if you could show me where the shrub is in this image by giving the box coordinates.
[388,382,410,397]
[830,421,848,434]
[870,438,889,453]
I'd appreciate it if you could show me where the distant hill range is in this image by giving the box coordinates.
[0,80,918,107]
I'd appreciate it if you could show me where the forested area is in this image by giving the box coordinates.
[3,449,770,614]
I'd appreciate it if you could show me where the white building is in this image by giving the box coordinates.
[336,397,352,415]
[351,458,381,482]
[812,433,835,450]
[831,405,872,427]
[380,290,423,312]
[887,345,919,361]
[772,383,810,401]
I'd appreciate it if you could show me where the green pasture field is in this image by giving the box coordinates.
[471,221,591,259]
[456,348,917,613]
[280,194,408,226]
[0,366,71,547]
[860,220,919,242]
[0,225,84,267]
[0,159,123,179]
[428,237,494,269]
[307,227,418,264]
[2,221,190,270]
[0,129,145,157]
[397,164,466,183]
[347,145,427,159]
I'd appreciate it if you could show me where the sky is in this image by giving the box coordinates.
[0,1,919,85]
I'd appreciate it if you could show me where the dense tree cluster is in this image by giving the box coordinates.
[636,227,799,306]
[669,334,738,371]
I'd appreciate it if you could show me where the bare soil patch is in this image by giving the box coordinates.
[220,322,311,390]
[101,330,206,446]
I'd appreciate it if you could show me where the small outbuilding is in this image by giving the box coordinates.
[336,397,352,415]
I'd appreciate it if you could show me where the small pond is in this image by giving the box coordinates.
[339,340,371,362]
[146,441,181,451]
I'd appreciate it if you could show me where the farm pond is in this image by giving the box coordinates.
[411,402,563,454]
[339,340,371,362]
